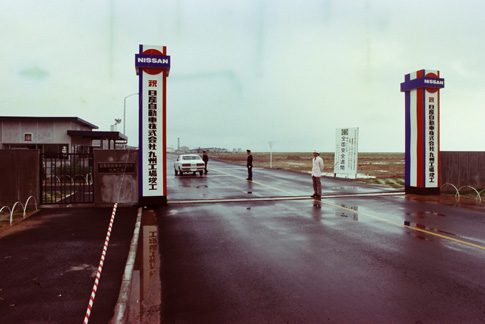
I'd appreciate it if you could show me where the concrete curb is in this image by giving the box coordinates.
[0,209,41,234]
[110,207,143,324]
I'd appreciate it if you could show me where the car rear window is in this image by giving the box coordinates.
[182,156,200,160]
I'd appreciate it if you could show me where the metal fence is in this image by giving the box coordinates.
[40,153,94,204]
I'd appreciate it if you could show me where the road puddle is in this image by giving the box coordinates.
[126,210,161,323]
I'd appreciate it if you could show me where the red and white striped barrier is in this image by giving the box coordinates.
[83,203,118,324]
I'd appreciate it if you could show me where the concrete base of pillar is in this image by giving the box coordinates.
[405,186,440,195]
[139,196,167,208]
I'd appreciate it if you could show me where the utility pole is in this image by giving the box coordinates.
[269,141,274,169]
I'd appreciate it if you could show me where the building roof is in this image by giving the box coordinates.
[0,116,98,129]
[67,130,128,141]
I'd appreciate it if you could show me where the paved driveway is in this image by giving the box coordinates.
[0,207,138,324]
[157,155,485,323]
[2,155,485,324]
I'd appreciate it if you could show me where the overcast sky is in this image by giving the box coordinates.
[1,0,484,152]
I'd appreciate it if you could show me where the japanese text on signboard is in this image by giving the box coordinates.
[147,88,158,190]
[334,128,359,175]
[428,98,436,183]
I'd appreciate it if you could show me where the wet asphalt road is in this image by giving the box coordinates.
[0,207,138,324]
[158,155,485,323]
[0,155,484,324]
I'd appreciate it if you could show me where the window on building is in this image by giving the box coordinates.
[43,144,69,159]
[24,133,33,141]
[73,145,91,154]
[72,145,93,157]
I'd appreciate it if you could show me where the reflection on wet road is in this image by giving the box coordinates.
[155,154,485,323]
[169,157,485,252]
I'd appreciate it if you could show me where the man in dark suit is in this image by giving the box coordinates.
[202,151,209,174]
[246,149,253,181]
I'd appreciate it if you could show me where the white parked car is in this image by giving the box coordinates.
[174,154,205,176]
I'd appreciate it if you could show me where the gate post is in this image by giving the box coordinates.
[135,45,171,207]
[400,69,445,195]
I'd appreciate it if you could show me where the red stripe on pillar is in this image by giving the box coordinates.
[162,47,167,196]
[416,88,424,187]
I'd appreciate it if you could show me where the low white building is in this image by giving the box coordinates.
[0,116,127,155]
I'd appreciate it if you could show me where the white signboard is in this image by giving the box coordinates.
[334,128,359,175]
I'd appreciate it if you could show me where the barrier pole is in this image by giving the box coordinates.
[83,203,118,324]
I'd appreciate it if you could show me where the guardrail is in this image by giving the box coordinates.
[440,183,482,203]
[44,173,92,185]
[44,175,61,185]
[0,196,39,225]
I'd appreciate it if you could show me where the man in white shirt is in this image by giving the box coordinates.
[311,150,324,199]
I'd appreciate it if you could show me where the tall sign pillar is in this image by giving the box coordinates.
[400,69,444,195]
[135,45,171,206]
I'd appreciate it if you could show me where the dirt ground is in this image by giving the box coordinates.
[210,152,405,188]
